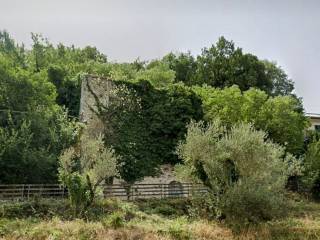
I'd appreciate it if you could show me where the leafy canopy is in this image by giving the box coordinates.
[193,85,308,155]
[0,30,306,187]
[162,37,294,96]
[0,47,78,183]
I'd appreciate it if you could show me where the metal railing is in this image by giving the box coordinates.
[0,183,208,200]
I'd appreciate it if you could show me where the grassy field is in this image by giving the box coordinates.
[0,194,320,240]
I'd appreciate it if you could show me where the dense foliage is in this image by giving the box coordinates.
[176,121,296,224]
[162,37,294,96]
[302,136,320,199]
[0,30,310,189]
[0,109,78,183]
[0,48,78,183]
[2,29,320,235]
[0,31,111,183]
[95,80,203,184]
[193,85,308,155]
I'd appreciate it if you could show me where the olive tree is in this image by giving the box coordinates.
[59,134,118,216]
[176,121,297,225]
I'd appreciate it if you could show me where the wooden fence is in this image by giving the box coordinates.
[0,183,208,201]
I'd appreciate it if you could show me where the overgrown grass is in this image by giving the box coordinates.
[0,195,320,240]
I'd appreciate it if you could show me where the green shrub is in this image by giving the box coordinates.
[153,205,177,216]
[102,211,125,229]
[221,179,288,227]
[302,139,320,200]
[177,121,296,225]
[187,193,217,220]
[135,198,189,217]
[0,199,70,219]
[99,200,139,229]
[0,198,139,222]
[167,217,190,240]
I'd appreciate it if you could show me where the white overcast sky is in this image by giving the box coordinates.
[1,0,320,112]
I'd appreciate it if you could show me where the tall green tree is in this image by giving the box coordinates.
[27,33,109,115]
[194,37,272,93]
[135,61,175,88]
[0,35,79,183]
[193,85,308,155]
[161,37,295,96]
[162,52,197,85]
[263,60,294,96]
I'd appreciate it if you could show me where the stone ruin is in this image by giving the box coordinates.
[79,75,183,192]
[79,75,113,137]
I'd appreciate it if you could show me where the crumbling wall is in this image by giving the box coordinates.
[79,75,114,137]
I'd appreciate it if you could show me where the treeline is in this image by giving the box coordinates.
[0,30,312,187]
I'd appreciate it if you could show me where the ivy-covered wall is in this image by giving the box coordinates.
[81,76,203,183]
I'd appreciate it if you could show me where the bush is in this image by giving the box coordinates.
[58,134,118,216]
[135,198,189,217]
[102,211,125,229]
[0,199,70,219]
[221,179,287,227]
[187,193,217,220]
[0,198,132,223]
[177,121,295,225]
[302,139,320,200]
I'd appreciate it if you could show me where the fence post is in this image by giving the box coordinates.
[161,184,164,199]
[163,184,166,199]
[27,185,30,200]
[131,185,135,200]
[21,184,24,200]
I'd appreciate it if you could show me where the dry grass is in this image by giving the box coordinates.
[1,216,320,240]
[0,218,168,240]
[1,196,320,240]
